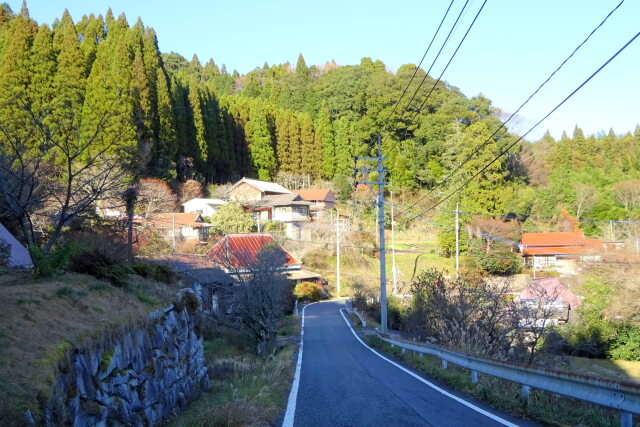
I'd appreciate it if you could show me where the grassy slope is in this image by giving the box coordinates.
[0,271,177,424]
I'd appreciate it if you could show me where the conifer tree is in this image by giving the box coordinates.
[188,79,207,168]
[51,10,86,133]
[299,112,320,177]
[28,24,56,115]
[315,103,335,178]
[78,14,104,75]
[275,110,292,171]
[333,116,353,176]
[296,53,309,76]
[154,66,177,176]
[248,106,276,180]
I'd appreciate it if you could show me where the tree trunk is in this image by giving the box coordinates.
[256,331,277,356]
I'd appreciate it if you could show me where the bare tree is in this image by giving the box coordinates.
[613,179,640,211]
[0,95,135,252]
[137,178,177,218]
[402,269,560,363]
[573,183,597,221]
[220,245,290,355]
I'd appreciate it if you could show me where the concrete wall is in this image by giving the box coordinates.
[31,293,208,426]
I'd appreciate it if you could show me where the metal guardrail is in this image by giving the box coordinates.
[376,332,640,426]
[344,300,366,327]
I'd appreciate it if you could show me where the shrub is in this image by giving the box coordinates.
[131,262,176,283]
[332,174,352,200]
[293,281,324,302]
[30,243,77,277]
[608,324,640,361]
[69,249,132,287]
[301,248,330,270]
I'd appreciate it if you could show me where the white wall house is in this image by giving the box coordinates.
[182,198,227,217]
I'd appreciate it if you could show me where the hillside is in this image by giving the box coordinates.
[0,271,177,424]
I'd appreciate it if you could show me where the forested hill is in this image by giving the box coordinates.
[1,4,639,224]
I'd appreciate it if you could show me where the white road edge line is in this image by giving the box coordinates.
[339,308,520,427]
[282,302,317,427]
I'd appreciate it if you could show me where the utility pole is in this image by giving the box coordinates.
[391,191,398,294]
[455,202,460,280]
[355,135,388,333]
[336,209,341,296]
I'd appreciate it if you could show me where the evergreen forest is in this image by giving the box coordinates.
[1,3,639,236]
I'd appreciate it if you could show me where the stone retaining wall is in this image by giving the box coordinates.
[31,295,208,426]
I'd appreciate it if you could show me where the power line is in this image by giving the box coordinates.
[388,0,486,155]
[383,0,457,123]
[392,0,470,124]
[410,28,640,222]
[400,0,625,213]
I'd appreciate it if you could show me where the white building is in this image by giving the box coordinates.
[182,198,228,217]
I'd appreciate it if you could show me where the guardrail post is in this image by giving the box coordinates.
[521,385,530,403]
[471,370,478,384]
[402,347,406,354]
[441,359,448,369]
[621,412,632,427]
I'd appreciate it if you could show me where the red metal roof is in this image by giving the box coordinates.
[207,233,300,270]
[521,232,603,256]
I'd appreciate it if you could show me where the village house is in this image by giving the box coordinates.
[227,177,311,239]
[250,194,311,239]
[228,177,291,202]
[519,231,603,275]
[293,188,336,221]
[517,277,581,327]
[182,198,227,217]
[207,233,322,284]
[144,212,212,243]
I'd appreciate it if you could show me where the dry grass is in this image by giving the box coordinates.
[0,271,177,424]
[169,319,299,427]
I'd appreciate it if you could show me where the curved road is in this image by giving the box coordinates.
[286,300,533,427]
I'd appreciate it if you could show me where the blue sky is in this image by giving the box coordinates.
[20,0,640,140]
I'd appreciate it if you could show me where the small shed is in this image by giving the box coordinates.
[0,223,33,268]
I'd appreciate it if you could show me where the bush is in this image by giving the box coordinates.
[69,249,132,287]
[332,174,352,200]
[608,324,640,361]
[131,262,176,283]
[293,281,324,302]
[30,243,77,277]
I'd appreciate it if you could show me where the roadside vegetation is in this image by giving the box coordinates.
[365,335,626,427]
[168,316,299,426]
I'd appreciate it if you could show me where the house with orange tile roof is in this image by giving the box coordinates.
[293,188,336,221]
[519,231,603,274]
[144,212,212,242]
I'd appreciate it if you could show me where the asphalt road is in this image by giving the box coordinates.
[288,300,533,427]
